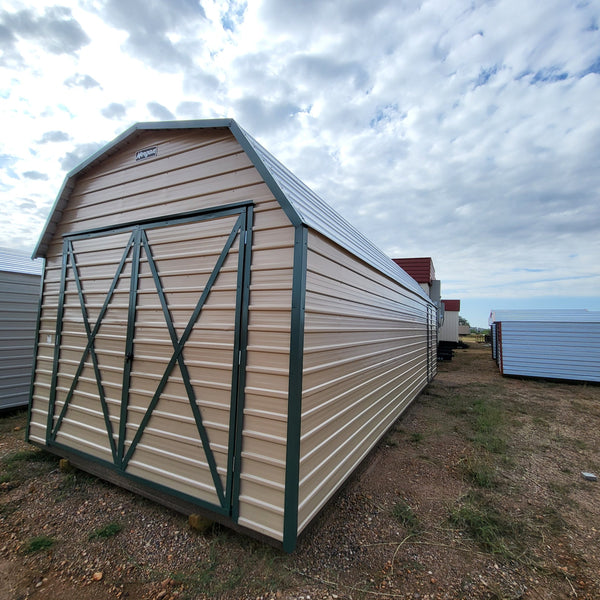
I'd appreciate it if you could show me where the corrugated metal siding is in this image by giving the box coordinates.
[491,323,498,361]
[439,310,459,343]
[29,128,293,542]
[430,306,438,378]
[497,321,600,382]
[0,250,42,275]
[0,269,41,409]
[297,231,432,535]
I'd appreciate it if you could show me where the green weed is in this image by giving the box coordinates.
[23,535,55,553]
[392,499,420,532]
[449,492,519,558]
[0,449,56,487]
[474,433,507,454]
[462,455,497,489]
[89,522,122,540]
[410,432,424,444]
[3,449,55,465]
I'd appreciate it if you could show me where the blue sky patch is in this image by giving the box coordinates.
[531,67,569,83]
[475,65,498,87]
[583,56,600,75]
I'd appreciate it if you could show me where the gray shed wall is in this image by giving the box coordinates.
[497,321,600,382]
[0,269,41,409]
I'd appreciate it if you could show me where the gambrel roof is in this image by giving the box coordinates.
[35,119,431,303]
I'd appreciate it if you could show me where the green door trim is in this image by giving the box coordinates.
[47,231,137,446]
[46,202,253,516]
[118,227,142,464]
[227,205,253,521]
[121,213,246,507]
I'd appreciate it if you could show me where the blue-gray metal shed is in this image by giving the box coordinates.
[0,249,42,410]
[489,309,600,382]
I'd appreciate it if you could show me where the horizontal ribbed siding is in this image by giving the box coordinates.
[0,271,41,409]
[239,211,293,541]
[29,129,292,542]
[498,321,600,382]
[491,323,498,362]
[439,310,459,343]
[297,232,431,535]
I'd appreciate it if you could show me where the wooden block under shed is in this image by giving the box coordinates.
[59,458,74,472]
[188,513,214,533]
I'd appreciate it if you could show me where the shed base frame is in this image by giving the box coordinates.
[30,441,284,551]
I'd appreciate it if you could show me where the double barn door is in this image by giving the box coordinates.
[46,205,252,517]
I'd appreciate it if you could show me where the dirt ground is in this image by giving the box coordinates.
[1,341,599,600]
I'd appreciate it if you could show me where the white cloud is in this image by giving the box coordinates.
[0,0,599,325]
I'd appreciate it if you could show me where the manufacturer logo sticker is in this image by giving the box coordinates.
[135,146,158,161]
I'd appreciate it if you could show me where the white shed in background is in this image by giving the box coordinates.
[439,299,461,344]
[488,309,600,383]
[0,249,42,410]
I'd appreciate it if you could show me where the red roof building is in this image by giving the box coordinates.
[441,299,460,312]
[393,257,435,285]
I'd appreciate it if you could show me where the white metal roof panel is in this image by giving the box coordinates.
[489,309,599,325]
[0,249,42,275]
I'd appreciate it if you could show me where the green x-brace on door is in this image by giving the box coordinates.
[46,203,253,519]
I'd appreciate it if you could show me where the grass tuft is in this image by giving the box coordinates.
[410,432,424,444]
[462,455,497,489]
[89,522,122,540]
[24,535,55,553]
[392,499,421,532]
[449,492,518,558]
[3,449,55,466]
[1,449,56,487]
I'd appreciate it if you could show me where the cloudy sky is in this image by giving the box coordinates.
[1,0,599,327]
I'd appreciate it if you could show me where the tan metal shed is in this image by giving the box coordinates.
[27,119,437,551]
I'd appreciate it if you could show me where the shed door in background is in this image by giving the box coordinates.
[46,205,252,517]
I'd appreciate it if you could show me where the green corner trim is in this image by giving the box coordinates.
[282,225,308,552]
